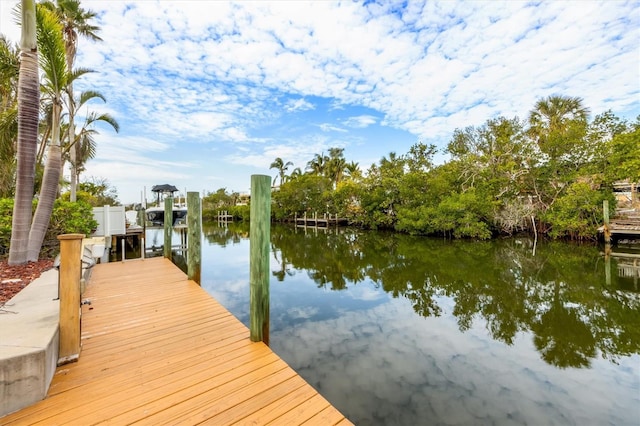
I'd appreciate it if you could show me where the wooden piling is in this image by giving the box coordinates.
[187,191,201,284]
[603,200,612,254]
[164,197,173,260]
[57,233,84,365]
[249,174,271,344]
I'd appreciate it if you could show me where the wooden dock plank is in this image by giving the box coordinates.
[265,393,337,425]
[241,376,318,424]
[0,257,352,425]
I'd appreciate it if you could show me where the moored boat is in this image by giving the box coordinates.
[145,184,188,227]
[146,206,187,227]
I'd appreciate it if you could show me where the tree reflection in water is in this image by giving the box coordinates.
[204,222,640,369]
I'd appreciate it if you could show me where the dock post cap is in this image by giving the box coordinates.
[57,233,85,240]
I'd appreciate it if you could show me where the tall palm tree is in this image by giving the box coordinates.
[269,157,293,186]
[528,95,589,161]
[9,0,39,265]
[42,0,101,202]
[26,4,72,261]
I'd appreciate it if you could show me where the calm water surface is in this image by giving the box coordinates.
[198,223,639,426]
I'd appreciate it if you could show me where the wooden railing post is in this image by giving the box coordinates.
[57,233,84,365]
[250,174,271,344]
[187,191,201,284]
[164,196,173,260]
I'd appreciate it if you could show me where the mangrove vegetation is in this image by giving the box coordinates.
[266,97,639,240]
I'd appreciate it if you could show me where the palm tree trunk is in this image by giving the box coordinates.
[67,45,77,202]
[8,0,39,266]
[27,102,62,261]
[69,92,77,201]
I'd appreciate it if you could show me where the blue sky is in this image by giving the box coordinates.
[1,0,639,204]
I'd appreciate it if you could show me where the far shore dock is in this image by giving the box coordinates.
[1,257,352,425]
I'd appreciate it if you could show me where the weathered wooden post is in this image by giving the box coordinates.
[250,174,271,344]
[187,191,201,284]
[603,200,612,256]
[57,233,84,365]
[164,196,173,260]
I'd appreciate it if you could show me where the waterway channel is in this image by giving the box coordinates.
[188,222,638,425]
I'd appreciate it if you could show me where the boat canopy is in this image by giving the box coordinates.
[151,184,179,205]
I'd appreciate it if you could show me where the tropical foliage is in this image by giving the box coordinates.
[3,0,117,263]
[269,97,638,240]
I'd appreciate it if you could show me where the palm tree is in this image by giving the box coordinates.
[63,90,119,184]
[0,37,20,198]
[325,147,344,185]
[9,0,39,265]
[327,157,347,188]
[345,161,361,181]
[26,4,73,261]
[528,95,589,161]
[269,157,293,186]
[306,152,327,175]
[42,0,101,202]
[288,167,303,182]
[72,110,119,178]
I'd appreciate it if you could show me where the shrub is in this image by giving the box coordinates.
[0,198,98,259]
[543,182,615,240]
[0,198,14,257]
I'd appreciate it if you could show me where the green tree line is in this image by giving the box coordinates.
[270,96,639,240]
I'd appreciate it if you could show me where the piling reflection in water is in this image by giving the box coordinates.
[201,222,640,425]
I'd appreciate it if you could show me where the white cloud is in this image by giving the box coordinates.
[284,98,315,112]
[318,123,347,133]
[1,0,637,202]
[344,115,378,128]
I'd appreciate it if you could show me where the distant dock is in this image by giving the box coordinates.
[295,212,347,228]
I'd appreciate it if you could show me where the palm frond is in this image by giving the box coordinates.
[78,89,105,107]
[36,5,67,94]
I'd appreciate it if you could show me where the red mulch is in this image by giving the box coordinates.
[0,259,55,305]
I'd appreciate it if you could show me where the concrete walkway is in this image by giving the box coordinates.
[0,269,60,417]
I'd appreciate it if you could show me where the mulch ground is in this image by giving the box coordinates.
[0,259,55,305]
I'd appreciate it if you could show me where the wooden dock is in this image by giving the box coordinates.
[1,257,351,425]
[294,213,347,228]
[598,216,640,239]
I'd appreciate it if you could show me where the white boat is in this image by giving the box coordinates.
[146,205,187,227]
[145,184,188,227]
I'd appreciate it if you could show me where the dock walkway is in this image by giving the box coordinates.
[1,257,351,425]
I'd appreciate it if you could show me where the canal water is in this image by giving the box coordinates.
[197,222,639,425]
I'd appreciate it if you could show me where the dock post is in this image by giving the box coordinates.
[57,233,84,365]
[603,200,612,254]
[250,174,271,344]
[187,191,201,284]
[164,196,173,260]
